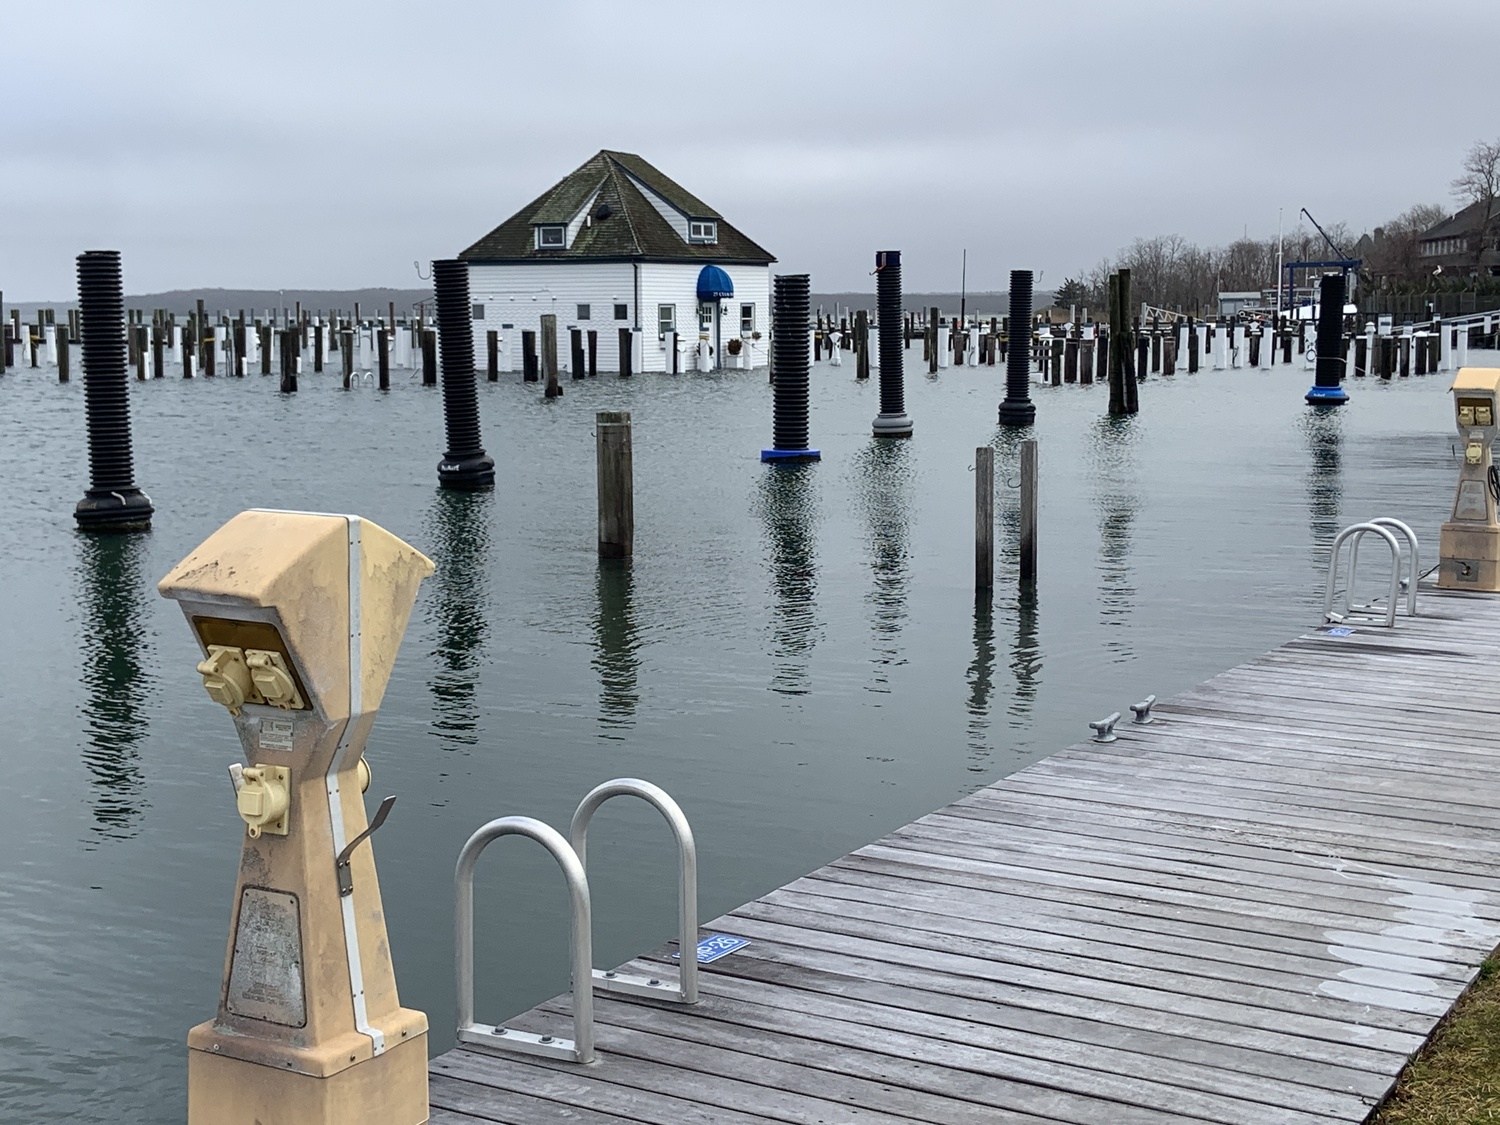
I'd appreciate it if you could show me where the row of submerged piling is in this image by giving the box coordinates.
[25,246,1497,615]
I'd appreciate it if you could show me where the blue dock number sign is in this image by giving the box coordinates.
[674,933,750,964]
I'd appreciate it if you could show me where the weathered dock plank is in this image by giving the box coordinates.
[431,589,1500,1122]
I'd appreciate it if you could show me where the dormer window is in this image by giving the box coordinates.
[688,220,717,244]
[536,225,566,249]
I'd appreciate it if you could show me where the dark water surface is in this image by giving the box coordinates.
[0,354,1467,1121]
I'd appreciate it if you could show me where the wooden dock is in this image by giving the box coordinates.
[429,588,1500,1124]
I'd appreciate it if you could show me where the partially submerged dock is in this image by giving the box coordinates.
[430,588,1500,1124]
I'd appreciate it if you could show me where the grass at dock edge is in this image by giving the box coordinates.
[1371,950,1500,1124]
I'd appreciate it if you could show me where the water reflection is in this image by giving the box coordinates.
[988,428,1043,730]
[965,597,995,772]
[852,440,914,692]
[74,532,154,840]
[1089,416,1141,662]
[593,560,640,733]
[1301,408,1344,551]
[756,465,822,695]
[424,489,491,751]
[1008,585,1042,728]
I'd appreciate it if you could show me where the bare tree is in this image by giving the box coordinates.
[1364,203,1449,284]
[1452,138,1500,272]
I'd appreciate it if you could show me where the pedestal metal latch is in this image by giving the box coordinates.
[336,795,397,896]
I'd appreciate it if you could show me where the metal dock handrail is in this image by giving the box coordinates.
[1323,521,1404,628]
[571,778,699,1004]
[1366,517,1420,617]
[454,816,595,1064]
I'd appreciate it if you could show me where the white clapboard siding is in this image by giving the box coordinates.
[469,260,771,374]
[637,262,771,372]
[468,262,635,373]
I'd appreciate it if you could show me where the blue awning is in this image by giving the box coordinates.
[696,265,734,301]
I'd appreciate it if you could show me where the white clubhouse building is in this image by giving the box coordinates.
[460,150,775,373]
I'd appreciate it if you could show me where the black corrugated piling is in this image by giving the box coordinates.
[998,269,1036,426]
[1305,273,1348,406]
[74,251,152,531]
[762,273,819,463]
[872,250,912,437]
[433,259,495,490]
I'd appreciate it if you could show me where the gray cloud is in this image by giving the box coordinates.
[4,0,1497,298]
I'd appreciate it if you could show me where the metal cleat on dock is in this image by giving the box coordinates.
[1130,696,1156,724]
[1089,712,1121,742]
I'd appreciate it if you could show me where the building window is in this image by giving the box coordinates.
[740,303,754,333]
[536,225,565,249]
[699,303,713,332]
[657,304,675,337]
[614,303,628,320]
[688,220,717,244]
[472,303,485,320]
[577,304,590,320]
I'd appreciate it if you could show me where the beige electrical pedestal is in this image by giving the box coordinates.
[1440,368,1500,590]
[159,510,435,1125]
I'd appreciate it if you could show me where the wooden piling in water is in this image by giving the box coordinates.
[279,329,297,393]
[342,329,354,389]
[487,330,498,382]
[57,324,70,383]
[618,328,633,377]
[855,309,869,380]
[542,314,562,399]
[587,329,597,377]
[378,328,390,390]
[596,410,633,558]
[422,330,438,386]
[522,330,538,381]
[570,327,585,380]
[975,445,994,592]
[1019,437,1037,585]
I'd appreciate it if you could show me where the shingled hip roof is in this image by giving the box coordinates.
[459,150,776,266]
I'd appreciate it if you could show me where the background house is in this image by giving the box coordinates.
[1416,200,1500,278]
[459,150,775,373]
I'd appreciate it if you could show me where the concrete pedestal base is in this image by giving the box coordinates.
[1439,522,1500,590]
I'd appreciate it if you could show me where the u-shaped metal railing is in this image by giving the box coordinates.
[1323,521,1404,628]
[571,778,699,1004]
[1365,518,1420,617]
[454,816,595,1064]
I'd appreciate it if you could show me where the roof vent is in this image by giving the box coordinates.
[595,202,612,221]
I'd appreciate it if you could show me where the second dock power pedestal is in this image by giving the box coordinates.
[1440,367,1500,590]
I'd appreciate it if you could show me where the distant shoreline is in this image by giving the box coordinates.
[2,287,1042,318]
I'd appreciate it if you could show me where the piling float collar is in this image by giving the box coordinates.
[1305,384,1349,406]
[761,447,821,463]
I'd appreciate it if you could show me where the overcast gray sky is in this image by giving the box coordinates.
[5,0,1498,299]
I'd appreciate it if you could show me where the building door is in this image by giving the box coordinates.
[698,301,719,371]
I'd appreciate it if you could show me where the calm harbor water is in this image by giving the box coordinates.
[0,350,1472,1121]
